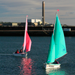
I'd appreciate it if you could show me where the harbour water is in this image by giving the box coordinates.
[0,36,75,75]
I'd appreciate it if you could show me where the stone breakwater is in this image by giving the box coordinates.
[0,26,75,36]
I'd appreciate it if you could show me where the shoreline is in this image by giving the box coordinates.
[0,30,75,36]
[0,26,75,36]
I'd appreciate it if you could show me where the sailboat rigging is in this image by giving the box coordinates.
[13,15,32,57]
[44,14,67,69]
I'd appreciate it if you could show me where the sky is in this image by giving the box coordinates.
[0,0,75,25]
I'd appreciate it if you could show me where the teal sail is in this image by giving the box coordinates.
[54,14,67,59]
[46,14,67,64]
[46,34,55,64]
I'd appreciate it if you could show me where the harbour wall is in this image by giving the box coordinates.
[0,26,75,36]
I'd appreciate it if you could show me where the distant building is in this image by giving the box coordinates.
[28,19,41,23]
[35,19,41,22]
[0,24,2,26]
[34,23,38,26]
[3,22,12,26]
[18,22,25,26]
[28,19,35,23]
[63,28,71,31]
[28,19,42,26]
[12,23,18,26]
[38,21,42,25]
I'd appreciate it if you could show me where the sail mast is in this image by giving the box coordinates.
[23,15,28,52]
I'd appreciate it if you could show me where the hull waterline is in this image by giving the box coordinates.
[44,63,61,69]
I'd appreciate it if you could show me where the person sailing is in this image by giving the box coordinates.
[54,59,59,64]
[19,49,23,53]
[15,49,19,54]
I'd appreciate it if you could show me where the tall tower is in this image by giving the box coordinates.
[42,1,45,25]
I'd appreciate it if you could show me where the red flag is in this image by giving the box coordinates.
[57,9,59,11]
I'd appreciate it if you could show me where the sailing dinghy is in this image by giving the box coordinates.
[44,14,67,69]
[13,15,32,57]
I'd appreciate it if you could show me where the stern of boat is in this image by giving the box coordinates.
[44,63,61,69]
[13,52,26,57]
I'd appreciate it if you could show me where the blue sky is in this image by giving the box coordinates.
[0,0,75,25]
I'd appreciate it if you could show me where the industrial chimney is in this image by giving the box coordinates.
[42,1,45,25]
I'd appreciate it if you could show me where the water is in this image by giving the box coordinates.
[0,36,75,75]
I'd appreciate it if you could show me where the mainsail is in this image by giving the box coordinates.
[23,15,32,52]
[46,14,67,64]
[25,31,32,52]
[54,14,67,59]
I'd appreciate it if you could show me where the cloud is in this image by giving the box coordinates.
[0,0,75,25]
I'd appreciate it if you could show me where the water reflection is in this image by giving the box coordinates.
[46,69,65,75]
[19,57,33,75]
